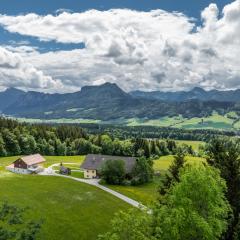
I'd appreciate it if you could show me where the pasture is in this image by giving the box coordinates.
[0,151,206,239]
[0,155,130,240]
[153,155,206,171]
[14,111,240,130]
[0,174,131,240]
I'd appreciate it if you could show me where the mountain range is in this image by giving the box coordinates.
[130,87,240,102]
[0,83,239,121]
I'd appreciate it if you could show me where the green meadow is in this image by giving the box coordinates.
[13,111,240,130]
[0,150,205,239]
[153,155,206,171]
[0,156,130,240]
[0,174,131,240]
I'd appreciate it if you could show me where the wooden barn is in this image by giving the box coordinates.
[6,154,46,174]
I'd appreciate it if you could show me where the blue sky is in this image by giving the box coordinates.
[0,0,239,92]
[0,0,233,51]
[0,0,233,16]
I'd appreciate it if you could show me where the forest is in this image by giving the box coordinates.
[0,118,195,158]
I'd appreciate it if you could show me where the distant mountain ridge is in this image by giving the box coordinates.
[0,83,239,120]
[0,88,25,112]
[130,87,240,102]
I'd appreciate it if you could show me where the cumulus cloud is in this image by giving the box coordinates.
[0,1,239,92]
[0,47,65,92]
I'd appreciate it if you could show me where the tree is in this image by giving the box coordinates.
[0,134,7,156]
[100,159,126,185]
[157,141,169,156]
[0,202,42,240]
[98,209,154,240]
[131,157,154,185]
[206,138,240,239]
[143,140,151,158]
[101,135,114,155]
[159,147,186,195]
[55,139,67,156]
[166,139,177,154]
[19,134,37,155]
[153,164,231,240]
[2,129,20,156]
[99,164,230,240]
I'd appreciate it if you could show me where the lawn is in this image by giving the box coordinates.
[103,177,161,206]
[0,172,131,240]
[175,140,205,151]
[0,155,85,170]
[0,156,19,170]
[71,171,84,179]
[43,156,85,167]
[153,155,206,171]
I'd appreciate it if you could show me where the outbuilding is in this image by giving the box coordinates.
[6,154,46,174]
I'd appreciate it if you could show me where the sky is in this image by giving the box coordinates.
[0,0,239,93]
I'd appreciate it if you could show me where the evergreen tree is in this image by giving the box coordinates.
[206,138,240,240]
[159,147,186,195]
[0,134,7,156]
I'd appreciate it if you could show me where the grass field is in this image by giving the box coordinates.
[104,177,161,206]
[174,114,234,129]
[0,155,85,170]
[175,140,204,151]
[13,111,240,130]
[0,156,130,240]
[126,113,237,130]
[126,116,183,127]
[153,155,206,171]
[0,173,131,240]
[71,171,84,178]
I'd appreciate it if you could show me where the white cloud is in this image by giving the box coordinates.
[0,1,239,92]
[0,47,65,92]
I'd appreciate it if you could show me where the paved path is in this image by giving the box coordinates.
[40,163,144,209]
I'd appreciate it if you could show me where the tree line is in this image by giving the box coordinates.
[77,123,238,141]
[0,118,194,158]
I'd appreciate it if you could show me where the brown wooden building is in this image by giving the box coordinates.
[6,154,46,174]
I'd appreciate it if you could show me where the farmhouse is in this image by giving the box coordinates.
[6,154,46,174]
[81,154,136,179]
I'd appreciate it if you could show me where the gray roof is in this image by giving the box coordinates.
[81,154,136,173]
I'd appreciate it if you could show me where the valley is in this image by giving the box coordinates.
[14,111,240,130]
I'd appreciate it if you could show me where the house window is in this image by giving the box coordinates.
[87,170,89,173]
[87,175,89,178]
[92,171,94,173]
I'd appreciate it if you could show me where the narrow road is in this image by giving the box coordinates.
[40,164,144,209]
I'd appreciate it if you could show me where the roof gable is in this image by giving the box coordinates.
[15,154,46,166]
